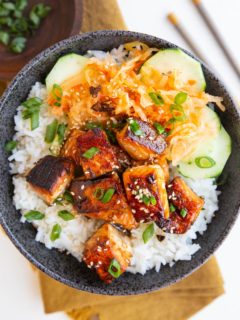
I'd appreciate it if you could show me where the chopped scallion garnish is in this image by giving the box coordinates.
[82,146,99,159]
[101,188,115,203]
[58,210,75,221]
[174,92,188,105]
[5,140,18,152]
[50,223,61,241]
[108,259,121,278]
[195,156,216,168]
[149,92,164,106]
[45,119,58,143]
[180,208,188,218]
[170,203,176,213]
[57,123,67,144]
[24,210,45,221]
[142,223,154,244]
[154,122,165,135]
[128,118,145,137]
[170,104,186,122]
[94,188,105,200]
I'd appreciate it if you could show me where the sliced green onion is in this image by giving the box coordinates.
[174,92,188,105]
[10,36,26,53]
[154,122,165,135]
[195,156,216,168]
[128,118,145,137]
[141,194,156,206]
[50,224,62,241]
[58,210,75,221]
[94,188,104,200]
[5,140,18,152]
[24,210,45,221]
[170,203,176,213]
[31,111,40,130]
[0,31,10,45]
[142,223,154,244]
[170,104,186,121]
[105,128,116,144]
[57,123,67,144]
[86,122,103,130]
[150,196,157,206]
[22,97,42,109]
[45,119,58,143]
[52,84,63,101]
[63,191,74,204]
[101,188,115,203]
[180,208,188,218]
[149,92,164,106]
[54,196,64,206]
[108,259,121,278]
[82,146,99,159]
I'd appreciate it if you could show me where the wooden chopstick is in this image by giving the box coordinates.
[191,0,240,79]
[167,13,207,63]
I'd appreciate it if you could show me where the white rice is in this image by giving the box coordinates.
[9,47,220,275]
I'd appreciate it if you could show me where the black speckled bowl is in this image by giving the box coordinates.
[0,30,239,295]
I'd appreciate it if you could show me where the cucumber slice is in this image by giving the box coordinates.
[46,53,88,92]
[141,48,206,93]
[177,126,231,179]
[202,106,221,132]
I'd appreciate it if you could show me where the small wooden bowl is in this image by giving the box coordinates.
[0,0,83,81]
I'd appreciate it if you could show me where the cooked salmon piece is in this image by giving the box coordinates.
[156,177,204,234]
[61,128,119,179]
[116,118,166,161]
[83,223,132,283]
[70,172,138,230]
[26,155,74,204]
[123,165,169,223]
[111,145,132,173]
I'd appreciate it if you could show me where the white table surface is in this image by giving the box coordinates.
[1,1,240,319]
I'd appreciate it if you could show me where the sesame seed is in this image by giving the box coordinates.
[98,261,102,265]
[117,200,121,204]
[131,209,136,213]
[149,136,154,141]
[140,219,145,223]
[106,240,110,245]
[81,185,85,190]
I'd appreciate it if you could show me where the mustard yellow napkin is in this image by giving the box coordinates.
[39,257,224,320]
[0,2,225,319]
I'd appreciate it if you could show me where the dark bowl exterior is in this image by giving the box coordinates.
[0,30,240,295]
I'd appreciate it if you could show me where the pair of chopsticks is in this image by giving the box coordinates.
[167,0,240,80]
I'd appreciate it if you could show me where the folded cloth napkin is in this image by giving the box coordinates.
[39,257,224,320]
[0,1,225,320]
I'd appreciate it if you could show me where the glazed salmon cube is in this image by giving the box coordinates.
[123,165,169,223]
[111,145,132,173]
[156,177,204,234]
[26,155,74,204]
[83,223,132,283]
[61,128,119,179]
[70,172,137,230]
[116,118,166,161]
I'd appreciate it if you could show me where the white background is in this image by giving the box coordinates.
[0,0,240,319]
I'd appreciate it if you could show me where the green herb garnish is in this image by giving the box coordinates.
[108,259,121,278]
[149,92,164,106]
[0,1,51,53]
[5,140,18,152]
[45,119,58,143]
[52,84,62,107]
[195,156,216,168]
[128,118,145,137]
[101,188,115,203]
[174,92,188,105]
[180,208,188,218]
[57,123,67,144]
[169,203,176,213]
[142,223,154,244]
[154,122,165,135]
[170,104,186,122]
[82,146,99,159]
[22,97,42,130]
[50,223,61,241]
[58,210,75,221]
[63,191,74,204]
[141,194,156,206]
[24,210,45,221]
